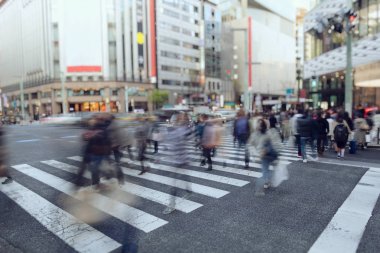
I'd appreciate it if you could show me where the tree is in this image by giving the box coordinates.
[149,90,169,110]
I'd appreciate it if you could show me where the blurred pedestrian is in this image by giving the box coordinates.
[87,115,112,189]
[135,117,150,175]
[200,119,221,171]
[316,112,329,156]
[251,119,280,196]
[297,110,318,163]
[290,109,303,158]
[354,113,368,149]
[0,124,12,184]
[234,109,251,168]
[333,114,350,158]
[107,115,125,184]
[160,112,193,214]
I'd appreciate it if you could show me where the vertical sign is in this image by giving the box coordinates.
[149,0,157,82]
[136,0,144,68]
[248,16,252,89]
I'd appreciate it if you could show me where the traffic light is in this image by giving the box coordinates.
[346,10,358,30]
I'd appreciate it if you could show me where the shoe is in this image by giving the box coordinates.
[200,160,206,166]
[163,206,175,214]
[337,154,341,158]
[245,164,249,169]
[223,162,226,167]
[138,170,147,175]
[263,183,270,189]
[254,191,265,197]
[2,177,13,184]
[297,155,302,158]
[206,167,212,171]
[303,159,307,163]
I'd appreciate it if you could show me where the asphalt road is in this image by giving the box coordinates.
[0,124,379,253]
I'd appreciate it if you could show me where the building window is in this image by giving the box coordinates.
[162,0,180,8]
[160,36,180,46]
[195,32,199,37]
[212,82,215,90]
[212,11,215,17]
[183,55,200,63]
[161,51,181,59]
[183,28,192,36]
[163,8,180,19]
[112,89,118,96]
[162,79,181,86]
[217,83,220,90]
[208,82,211,90]
[183,42,199,50]
[194,19,199,25]
[161,65,181,73]
[31,93,38,99]
[194,6,198,13]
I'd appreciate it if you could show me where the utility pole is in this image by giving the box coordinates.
[345,0,353,116]
[60,72,67,114]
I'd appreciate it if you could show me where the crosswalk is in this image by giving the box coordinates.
[0,135,310,252]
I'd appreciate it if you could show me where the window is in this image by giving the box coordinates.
[161,65,181,73]
[24,94,29,100]
[160,36,180,46]
[162,79,181,86]
[217,83,220,90]
[163,8,180,19]
[183,28,192,36]
[212,82,215,90]
[212,11,215,17]
[182,15,190,22]
[208,82,211,90]
[194,6,198,13]
[183,55,199,63]
[159,22,180,33]
[195,32,199,37]
[31,93,38,99]
[161,51,181,59]
[112,89,118,96]
[194,19,199,25]
[163,0,180,8]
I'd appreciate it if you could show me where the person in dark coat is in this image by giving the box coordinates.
[316,112,329,156]
[297,110,318,163]
[0,124,12,184]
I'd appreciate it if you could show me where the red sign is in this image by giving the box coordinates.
[67,66,102,73]
[149,0,157,78]
[300,89,307,98]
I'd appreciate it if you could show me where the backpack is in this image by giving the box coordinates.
[235,118,249,136]
[334,124,349,142]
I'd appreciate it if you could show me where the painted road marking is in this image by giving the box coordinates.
[68,156,229,199]
[309,167,380,253]
[42,160,203,213]
[0,181,121,253]
[15,139,40,143]
[12,164,168,233]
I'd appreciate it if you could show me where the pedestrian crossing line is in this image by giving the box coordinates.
[143,148,291,167]
[0,181,122,253]
[187,162,262,178]
[309,167,380,253]
[11,164,168,233]
[120,157,250,187]
[68,156,229,199]
[41,160,203,213]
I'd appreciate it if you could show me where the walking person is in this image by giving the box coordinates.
[333,114,350,158]
[290,109,303,158]
[234,109,251,168]
[87,115,112,190]
[135,117,150,175]
[297,110,318,163]
[160,112,193,214]
[200,119,220,171]
[107,114,125,185]
[0,123,12,184]
[316,112,329,156]
[251,119,280,196]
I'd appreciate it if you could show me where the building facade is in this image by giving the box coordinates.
[220,0,296,110]
[0,0,161,118]
[303,0,380,109]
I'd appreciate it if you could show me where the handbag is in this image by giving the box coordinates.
[271,163,289,187]
[365,133,371,143]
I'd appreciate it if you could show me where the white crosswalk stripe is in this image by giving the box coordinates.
[41,160,203,213]
[11,164,168,233]
[0,181,122,253]
[2,133,307,251]
[68,156,230,199]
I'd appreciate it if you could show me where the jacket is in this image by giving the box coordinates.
[297,116,312,138]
